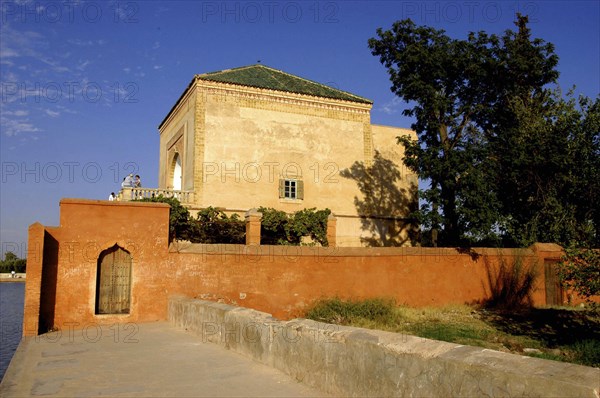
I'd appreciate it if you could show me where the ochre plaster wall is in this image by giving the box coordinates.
[24,199,171,335]
[24,199,586,336]
[158,80,418,246]
[166,245,546,320]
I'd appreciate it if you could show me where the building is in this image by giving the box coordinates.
[153,64,417,246]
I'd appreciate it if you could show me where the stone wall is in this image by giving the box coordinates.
[24,198,589,336]
[168,296,600,397]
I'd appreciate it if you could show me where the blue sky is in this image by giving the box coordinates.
[1,0,599,257]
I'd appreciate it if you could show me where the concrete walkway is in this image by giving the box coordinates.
[0,322,328,397]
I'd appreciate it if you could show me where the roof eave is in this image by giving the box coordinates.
[158,75,199,131]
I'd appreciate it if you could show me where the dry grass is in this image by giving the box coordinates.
[305,298,600,367]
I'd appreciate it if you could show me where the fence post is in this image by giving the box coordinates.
[245,209,262,246]
[327,214,337,247]
[119,187,133,201]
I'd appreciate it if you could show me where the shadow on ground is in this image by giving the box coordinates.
[479,307,600,347]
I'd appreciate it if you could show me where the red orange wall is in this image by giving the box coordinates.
[23,198,589,336]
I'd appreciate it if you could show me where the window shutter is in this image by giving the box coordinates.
[278,179,285,198]
[297,180,304,200]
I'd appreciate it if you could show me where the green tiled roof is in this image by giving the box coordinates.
[196,64,372,104]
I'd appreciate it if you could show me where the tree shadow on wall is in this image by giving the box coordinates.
[340,151,419,246]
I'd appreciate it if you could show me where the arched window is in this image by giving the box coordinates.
[172,154,182,190]
[95,245,132,315]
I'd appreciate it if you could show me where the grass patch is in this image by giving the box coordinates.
[305,297,396,325]
[304,298,600,368]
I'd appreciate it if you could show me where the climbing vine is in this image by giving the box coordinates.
[136,196,330,246]
[258,207,331,246]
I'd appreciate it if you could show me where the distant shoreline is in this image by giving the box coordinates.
[0,274,26,283]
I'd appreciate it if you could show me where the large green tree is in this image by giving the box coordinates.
[368,15,600,247]
[0,251,26,273]
[368,18,491,245]
[493,91,600,247]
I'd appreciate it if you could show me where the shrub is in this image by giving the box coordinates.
[189,207,245,244]
[258,207,289,245]
[258,207,331,246]
[136,196,191,242]
[557,247,600,302]
[305,297,395,324]
[483,255,538,310]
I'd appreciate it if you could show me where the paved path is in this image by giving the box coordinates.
[0,322,328,397]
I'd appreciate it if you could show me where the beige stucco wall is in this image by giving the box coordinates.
[158,88,196,191]
[371,123,418,187]
[159,80,417,246]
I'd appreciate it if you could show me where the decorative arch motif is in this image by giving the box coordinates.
[165,129,184,190]
[95,244,132,315]
[171,153,182,190]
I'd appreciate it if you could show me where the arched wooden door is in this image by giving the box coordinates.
[95,245,132,314]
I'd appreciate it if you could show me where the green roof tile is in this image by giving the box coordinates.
[196,64,372,104]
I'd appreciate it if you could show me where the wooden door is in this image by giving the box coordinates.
[544,260,563,306]
[96,246,132,314]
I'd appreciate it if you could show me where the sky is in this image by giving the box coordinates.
[1,0,599,258]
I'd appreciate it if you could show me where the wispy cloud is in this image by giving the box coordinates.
[45,109,60,118]
[2,110,29,117]
[76,60,91,71]
[0,25,44,58]
[39,57,71,73]
[379,96,403,115]
[66,39,107,47]
[56,105,77,114]
[0,116,42,136]
[67,39,95,47]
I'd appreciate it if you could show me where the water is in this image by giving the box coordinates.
[0,282,25,381]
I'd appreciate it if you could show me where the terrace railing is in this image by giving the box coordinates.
[118,188,195,205]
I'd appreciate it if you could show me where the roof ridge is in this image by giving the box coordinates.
[198,64,261,77]
[195,64,372,104]
[260,65,372,103]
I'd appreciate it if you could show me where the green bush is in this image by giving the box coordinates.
[135,198,329,246]
[258,207,289,245]
[258,207,331,246]
[570,338,600,367]
[136,196,192,242]
[188,207,245,244]
[557,247,600,302]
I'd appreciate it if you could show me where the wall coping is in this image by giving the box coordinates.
[168,296,600,397]
[168,241,535,258]
[59,198,171,208]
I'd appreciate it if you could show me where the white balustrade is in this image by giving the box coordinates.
[117,188,194,204]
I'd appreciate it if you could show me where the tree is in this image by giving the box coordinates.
[368,15,569,246]
[0,251,26,273]
[557,247,600,302]
[492,91,600,247]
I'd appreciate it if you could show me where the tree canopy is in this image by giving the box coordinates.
[369,14,599,248]
[0,251,26,273]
